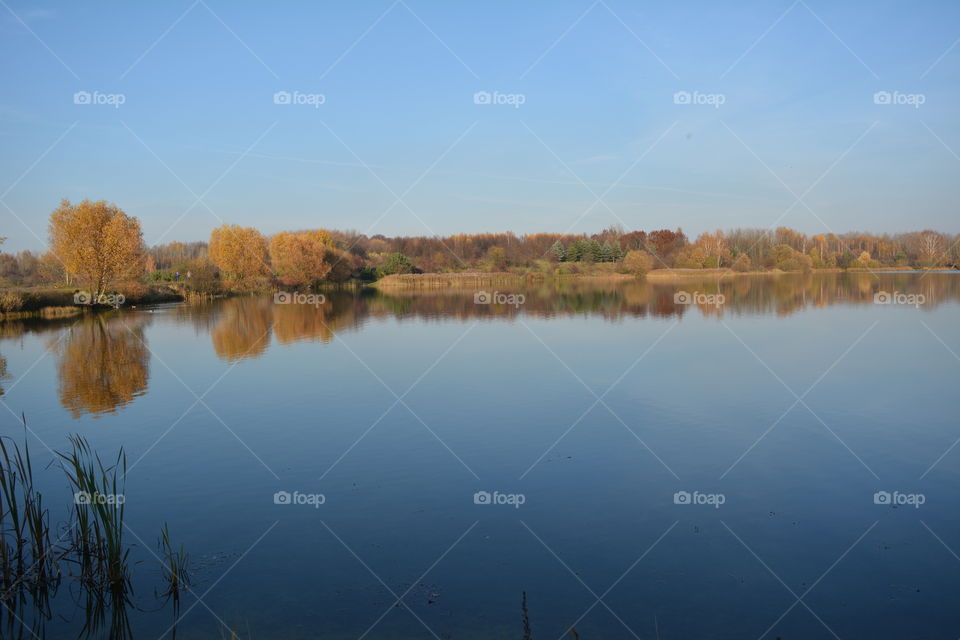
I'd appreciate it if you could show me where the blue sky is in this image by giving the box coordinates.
[1,0,958,251]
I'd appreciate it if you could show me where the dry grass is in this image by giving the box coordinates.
[645,268,785,281]
[374,272,542,288]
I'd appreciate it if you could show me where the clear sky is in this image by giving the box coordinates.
[1,0,958,251]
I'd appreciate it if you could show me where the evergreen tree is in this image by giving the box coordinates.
[567,239,586,262]
[587,239,603,262]
[550,241,566,262]
[600,240,614,262]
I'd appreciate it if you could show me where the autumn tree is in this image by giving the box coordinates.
[487,246,508,271]
[696,230,731,268]
[916,230,945,267]
[269,230,333,287]
[325,248,356,283]
[732,253,752,272]
[209,224,269,283]
[622,250,654,276]
[771,244,812,272]
[48,199,145,301]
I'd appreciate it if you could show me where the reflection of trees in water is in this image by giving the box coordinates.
[366,273,960,321]
[0,352,8,396]
[190,274,960,363]
[210,296,272,361]
[0,273,954,416]
[206,274,960,355]
[207,292,364,359]
[273,292,355,344]
[53,314,150,418]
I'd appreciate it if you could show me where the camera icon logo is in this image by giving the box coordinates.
[273,490,292,505]
[674,291,691,305]
[873,491,891,505]
[474,291,491,304]
[74,291,92,305]
[273,91,292,105]
[274,291,292,304]
[473,91,492,105]
[74,491,91,505]
[673,91,691,104]
[673,491,691,505]
[473,491,492,505]
[873,291,891,304]
[73,91,91,105]
[873,91,891,105]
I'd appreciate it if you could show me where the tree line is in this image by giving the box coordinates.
[0,200,958,296]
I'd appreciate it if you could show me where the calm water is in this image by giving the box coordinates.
[1,273,959,639]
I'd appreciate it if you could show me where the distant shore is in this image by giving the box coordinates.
[371,266,957,288]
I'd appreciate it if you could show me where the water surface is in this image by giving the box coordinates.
[1,273,958,639]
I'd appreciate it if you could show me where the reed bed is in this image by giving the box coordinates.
[0,419,190,638]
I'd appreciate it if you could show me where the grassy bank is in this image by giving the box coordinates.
[0,284,184,321]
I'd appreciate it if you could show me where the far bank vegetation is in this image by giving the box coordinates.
[1,201,958,307]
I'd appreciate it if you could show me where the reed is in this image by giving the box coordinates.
[158,522,190,608]
[521,591,533,640]
[0,425,190,637]
[57,435,131,597]
[0,419,59,598]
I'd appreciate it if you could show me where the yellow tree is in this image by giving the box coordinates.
[269,230,333,286]
[208,224,269,282]
[622,249,654,276]
[695,230,731,268]
[48,199,145,301]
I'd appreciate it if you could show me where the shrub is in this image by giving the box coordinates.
[772,245,812,272]
[377,253,414,277]
[622,250,654,276]
[0,291,24,313]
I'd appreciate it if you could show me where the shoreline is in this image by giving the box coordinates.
[0,285,184,321]
[3,267,955,318]
[371,266,957,289]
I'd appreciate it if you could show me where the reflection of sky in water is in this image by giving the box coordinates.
[0,273,958,638]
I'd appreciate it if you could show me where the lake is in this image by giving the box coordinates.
[1,272,958,639]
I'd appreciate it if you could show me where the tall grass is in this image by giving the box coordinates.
[158,522,190,609]
[0,423,189,638]
[0,418,59,635]
[58,435,130,597]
